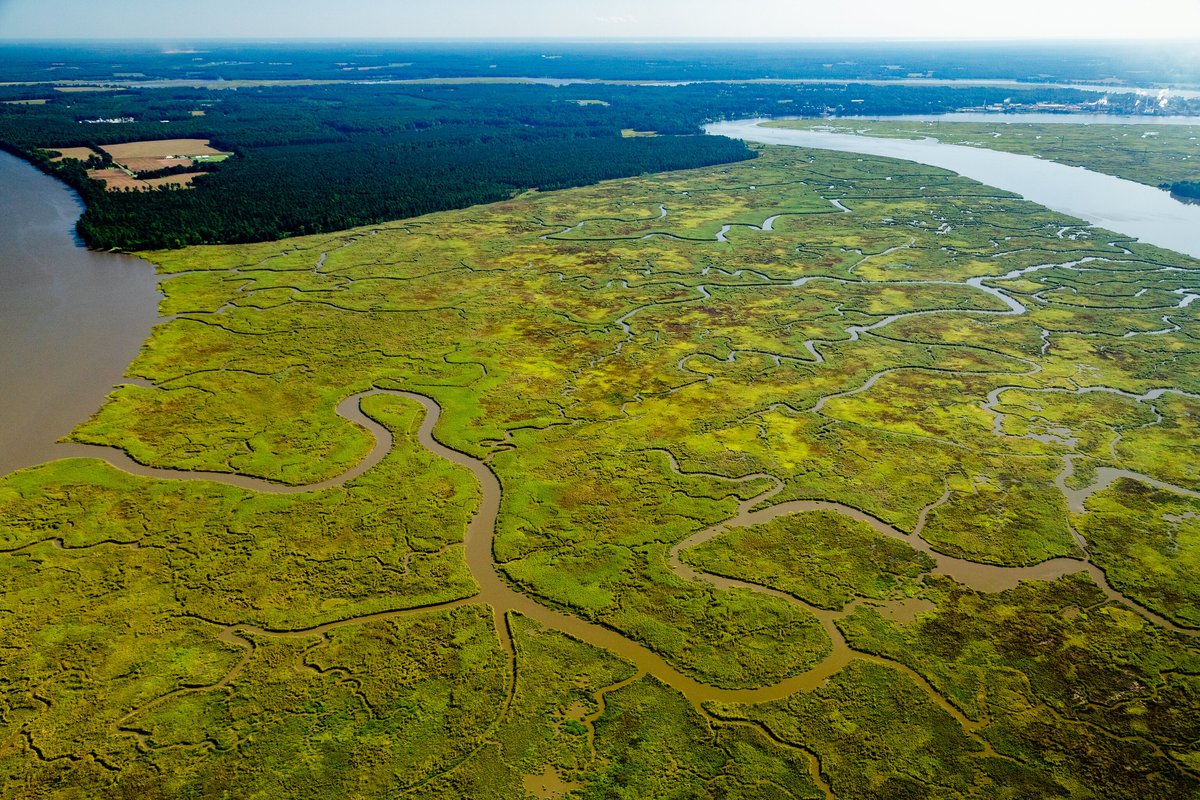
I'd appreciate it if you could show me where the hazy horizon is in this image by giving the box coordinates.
[2,0,1199,42]
[2,37,1199,44]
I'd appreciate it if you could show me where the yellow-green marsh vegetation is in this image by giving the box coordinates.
[3,142,1199,797]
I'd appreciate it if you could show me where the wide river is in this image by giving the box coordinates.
[706,117,1200,259]
[0,151,161,477]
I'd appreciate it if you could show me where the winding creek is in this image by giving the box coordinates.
[42,385,1200,694]
[42,373,1194,795]
[4,117,1200,775]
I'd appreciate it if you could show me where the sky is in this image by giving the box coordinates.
[1,0,1199,41]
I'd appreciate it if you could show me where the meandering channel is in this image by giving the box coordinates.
[60,382,1197,719]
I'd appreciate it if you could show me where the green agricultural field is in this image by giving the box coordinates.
[2,142,1199,798]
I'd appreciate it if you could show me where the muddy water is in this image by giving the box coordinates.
[1061,464,1200,515]
[0,151,161,477]
[64,386,1196,732]
[670,483,1197,636]
[51,392,396,493]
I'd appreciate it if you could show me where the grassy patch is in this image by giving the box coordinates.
[1077,478,1200,626]
[683,510,935,609]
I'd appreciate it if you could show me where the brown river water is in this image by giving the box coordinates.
[0,151,161,477]
[49,387,1198,704]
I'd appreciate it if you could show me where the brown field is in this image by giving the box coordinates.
[141,173,205,188]
[86,168,206,192]
[190,109,206,116]
[100,138,225,160]
[46,146,98,162]
[119,156,196,173]
[620,128,659,138]
[3,99,48,105]
[86,168,140,189]
[572,99,610,106]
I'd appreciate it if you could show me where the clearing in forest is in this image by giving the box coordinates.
[99,138,226,160]
[85,167,209,191]
[46,146,98,162]
[63,138,235,191]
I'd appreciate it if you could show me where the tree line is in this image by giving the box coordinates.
[2,80,1186,250]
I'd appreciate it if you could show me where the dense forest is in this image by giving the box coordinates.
[0,84,753,248]
[2,74,1195,249]
[63,135,753,249]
